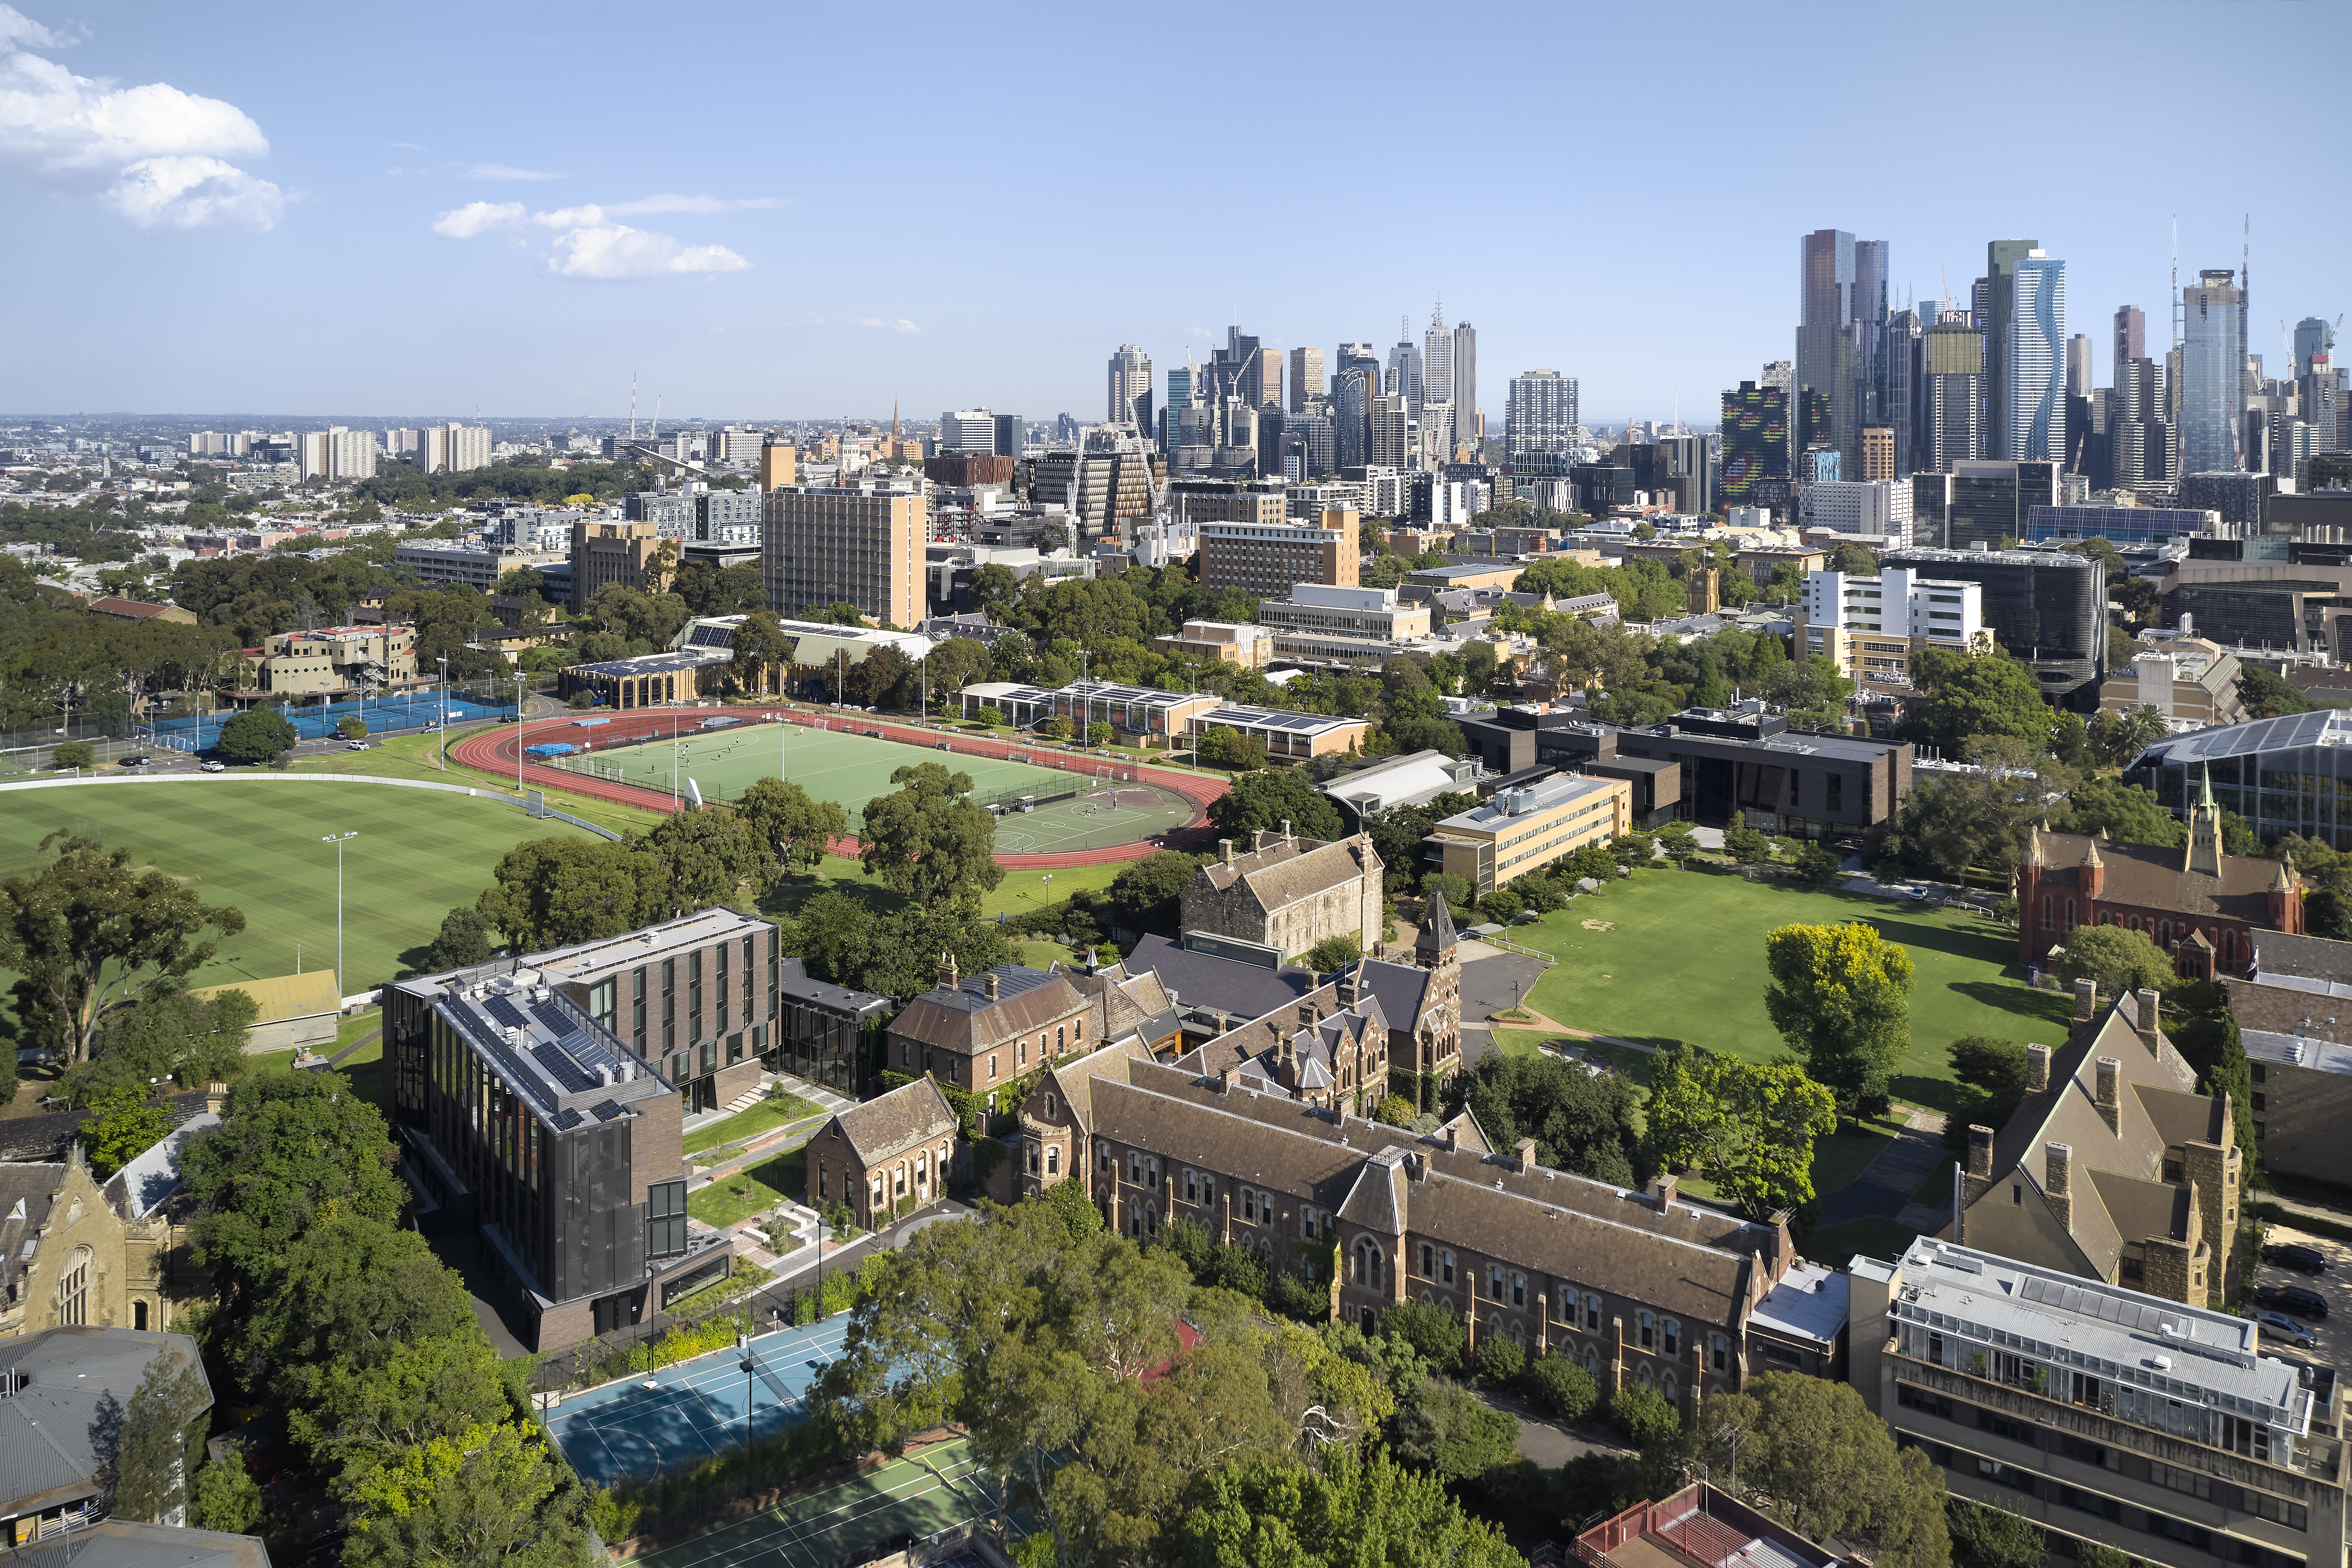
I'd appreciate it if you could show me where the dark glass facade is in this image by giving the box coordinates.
[1884,546,2104,705]
[1720,382,1790,507]
[2129,713,2352,850]
[767,957,891,1096]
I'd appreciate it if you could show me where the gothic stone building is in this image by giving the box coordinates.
[2016,777,2303,980]
[1179,826,1384,961]
[886,957,1107,1093]
[0,1125,204,1341]
[1953,982,2244,1308]
[808,1076,960,1231]
[1011,1046,1827,1414]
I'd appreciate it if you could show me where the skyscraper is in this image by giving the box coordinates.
[1885,308,1921,477]
[1505,371,1578,459]
[1287,346,1325,413]
[1852,239,1890,456]
[1452,320,1477,451]
[1978,239,2041,450]
[1369,394,1411,469]
[1797,229,1856,472]
[2004,253,2065,461]
[1334,365,1376,470]
[1107,344,1152,426]
[1422,302,1453,408]
[2181,268,2246,473]
[2113,305,2145,368]
[2066,334,2094,399]
[1921,312,1985,473]
[1720,380,1791,508]
[1386,327,1423,411]
[1250,348,1281,411]
[1162,362,1197,454]
[2294,317,2336,379]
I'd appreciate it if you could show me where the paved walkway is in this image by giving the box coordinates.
[1816,1104,1949,1229]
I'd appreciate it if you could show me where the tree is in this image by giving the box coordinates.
[53,739,94,769]
[2059,779,2183,847]
[1207,770,1346,843]
[111,1345,211,1525]
[2057,923,2172,1001]
[192,1443,265,1534]
[1426,872,1476,914]
[1104,851,1204,938]
[1453,1052,1647,1186]
[342,1420,587,1568]
[64,985,255,1108]
[1643,1047,1837,1215]
[216,706,298,763]
[1391,1378,1521,1481]
[859,762,1005,911]
[1380,1300,1466,1373]
[2239,667,2310,719]
[1171,1447,1520,1568]
[473,837,662,951]
[728,609,795,691]
[1610,1385,1681,1450]
[1907,652,2057,754]
[1470,1335,1524,1386]
[84,1085,174,1178]
[736,776,850,879]
[1791,839,1844,885]
[1724,810,1773,865]
[1302,933,1363,973]
[1946,1499,2042,1568]
[1942,1036,2031,1159]
[1197,725,1266,770]
[0,833,246,1066]
[428,907,494,970]
[2089,705,2168,769]
[1735,1373,1949,1568]
[337,714,368,740]
[1031,519,1070,556]
[641,806,775,914]
[1523,1354,1598,1421]
[1763,922,1914,1119]
[1038,1178,1102,1245]
[978,704,1006,729]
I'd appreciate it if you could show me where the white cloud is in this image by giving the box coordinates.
[854,317,919,334]
[465,161,561,180]
[545,223,747,279]
[431,199,524,238]
[529,203,605,229]
[603,192,779,216]
[0,8,279,229]
[105,154,282,229]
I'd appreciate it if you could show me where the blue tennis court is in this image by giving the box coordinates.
[149,690,517,750]
[549,1315,856,1487]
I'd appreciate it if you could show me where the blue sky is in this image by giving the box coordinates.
[5,0,2345,424]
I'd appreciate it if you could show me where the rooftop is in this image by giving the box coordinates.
[2139,709,2352,768]
[1745,1258,1849,1347]
[524,907,774,990]
[1434,772,1618,831]
[1194,704,1367,735]
[393,967,666,1134]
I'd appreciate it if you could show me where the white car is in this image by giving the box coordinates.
[200,759,226,772]
[345,739,370,751]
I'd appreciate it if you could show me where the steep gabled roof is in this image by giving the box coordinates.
[889,965,1089,1054]
[1193,834,1373,914]
[828,1076,957,1166]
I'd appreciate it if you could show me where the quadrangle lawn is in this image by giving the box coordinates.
[0,779,601,1026]
[1517,869,2072,1114]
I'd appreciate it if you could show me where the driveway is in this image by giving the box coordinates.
[1469,1385,1635,1468]
[2249,1218,2352,1380]
[1814,1106,1949,1228]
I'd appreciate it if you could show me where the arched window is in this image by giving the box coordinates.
[1046,1146,1060,1176]
[1586,1347,1601,1376]
[2066,898,2078,929]
[1028,1144,1040,1175]
[1442,1251,1457,1286]
[1046,1092,1058,1118]
[1018,1041,1028,1067]
[1510,1323,1525,1348]
[1662,1371,1680,1407]
[1711,1334,1729,1373]
[1638,1312,1655,1350]
[1058,1025,1067,1052]
[1585,1294,1602,1330]
[1512,1273,1527,1307]
[2042,893,2054,929]
[133,1299,148,1332]
[1638,1365,1655,1393]
[1360,1306,1377,1333]
[1662,1318,1679,1357]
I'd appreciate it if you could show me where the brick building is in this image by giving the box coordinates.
[885,957,1105,1093]
[1179,827,1383,962]
[1953,983,2244,1309]
[807,1077,959,1231]
[1196,514,1358,595]
[2016,773,2303,980]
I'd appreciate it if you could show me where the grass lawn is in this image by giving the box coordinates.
[762,852,1132,928]
[0,779,603,1019]
[689,1144,806,1229]
[1517,870,2071,1115]
[302,727,666,838]
[680,1091,827,1157]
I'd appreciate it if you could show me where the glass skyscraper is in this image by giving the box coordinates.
[1719,380,1791,504]
[2181,269,2246,474]
[2004,253,2065,461]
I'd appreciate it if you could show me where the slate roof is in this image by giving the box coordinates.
[1415,890,1459,956]
[2028,826,2286,921]
[889,965,1093,1056]
[102,1112,218,1220]
[1356,960,1438,1038]
[0,1164,64,1305]
[1037,1036,1157,1136]
[1193,833,1374,915]
[1054,961,1182,1049]
[2252,930,2352,989]
[1123,936,1314,1023]
[827,1076,958,1167]
[0,1329,209,1516]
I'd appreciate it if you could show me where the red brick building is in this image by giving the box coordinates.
[2015,776,2302,980]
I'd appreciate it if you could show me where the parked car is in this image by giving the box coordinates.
[199,759,226,772]
[345,739,370,751]
[2265,1243,2331,1275]
[2256,1310,2320,1350]
[119,754,150,768]
[2257,1283,2330,1320]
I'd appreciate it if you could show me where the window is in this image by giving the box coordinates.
[1058,1025,1067,1052]
[647,1180,689,1260]
[1638,1312,1654,1350]
[1512,1273,1526,1308]
[1898,1384,1954,1420]
[1185,1170,1198,1203]
[1130,1153,1142,1185]
[1662,1318,1678,1356]
[1711,1334,1728,1372]
[1489,1265,1505,1301]
[1586,1294,1602,1330]
[1028,1144,1040,1175]
[1243,1189,1257,1222]
[1046,1147,1059,1176]
[1146,1157,1159,1189]
[1442,1251,1456,1285]
[2253,1092,2267,1112]
[2149,1463,2213,1502]
[1046,1092,1059,1117]
[1420,1244,1435,1277]
[2012,1183,2021,1205]
[1019,1041,1027,1067]
[1828,774,1843,812]
[2251,1063,2267,1084]
[54,1246,90,1326]
[989,1054,998,1080]
[589,979,615,1032]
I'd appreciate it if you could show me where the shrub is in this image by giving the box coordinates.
[336,714,368,740]
[1609,1385,1680,1450]
[52,740,94,770]
[1522,1353,1598,1422]
[1206,1243,1267,1300]
[1479,888,1525,925]
[1265,1270,1329,1322]
[1303,932,1363,973]
[1471,1335,1525,1385]
[1382,1299,1466,1374]
[1375,1094,1417,1127]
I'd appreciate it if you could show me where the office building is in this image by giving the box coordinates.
[1979,239,2041,449]
[1799,448,1840,485]
[1386,331,1423,411]
[2178,471,2265,528]
[2024,503,2219,548]
[1720,379,1791,508]
[396,541,564,593]
[1107,344,1152,427]
[1924,459,2062,550]
[1370,394,1412,470]
[1851,239,1890,456]
[758,440,797,490]
[1197,514,1357,595]
[1797,479,1913,538]
[1859,425,1896,481]
[2294,317,2336,378]
[1796,564,1984,682]
[1258,583,1433,642]
[1421,301,1453,435]
[2115,304,2147,366]
[1334,365,1376,470]
[938,410,996,454]
[2004,252,2066,461]
[1288,346,1325,413]
[761,480,926,627]
[1884,543,2103,705]
[1029,450,1151,540]
[991,412,1022,457]
[622,490,693,534]
[2099,638,2245,729]
[2067,332,2095,398]
[568,517,672,612]
[1279,411,1336,479]
[1852,1232,2344,1568]
[1506,370,1578,458]
[1452,321,1478,451]
[1169,478,1287,530]
[2181,269,2247,474]
[1423,774,1631,894]
[1797,228,1858,469]
[417,422,491,475]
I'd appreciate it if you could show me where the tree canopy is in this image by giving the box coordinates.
[1449,1053,1648,1187]
[1643,1047,1837,1215]
[1206,770,1347,844]
[858,762,1004,911]
[1906,650,2057,755]
[1762,922,1915,1118]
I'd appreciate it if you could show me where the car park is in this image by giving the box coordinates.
[2256,1283,2330,1320]
[2256,1310,2320,1350]
[2265,1243,2330,1275]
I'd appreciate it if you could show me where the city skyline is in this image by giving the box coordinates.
[3,1,2346,421]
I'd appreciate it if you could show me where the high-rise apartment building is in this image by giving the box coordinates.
[1852,239,1890,462]
[992,413,1023,457]
[1860,426,1896,482]
[1421,303,1453,412]
[299,427,379,481]
[1287,346,1325,413]
[1369,394,1411,470]
[2005,253,2066,461]
[1196,512,1358,595]
[2115,304,2146,367]
[761,480,926,628]
[1107,345,1152,427]
[2181,269,2246,474]
[1506,370,1578,458]
[1979,239,2041,451]
[417,422,490,475]
[2294,317,2336,379]
[1885,309,1922,477]
[1334,366,1375,470]
[938,410,995,454]
[1719,380,1791,507]
[1451,321,1477,451]
[2066,333,2094,398]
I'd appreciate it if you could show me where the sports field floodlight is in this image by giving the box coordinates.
[321,832,357,993]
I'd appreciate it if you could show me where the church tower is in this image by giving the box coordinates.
[1410,890,1463,1109]
[2185,764,2226,878]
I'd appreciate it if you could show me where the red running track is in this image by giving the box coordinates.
[447,705,1231,869]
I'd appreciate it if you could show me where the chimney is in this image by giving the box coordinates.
[1280,818,1293,844]
[2134,988,2163,1054]
[2026,1043,2052,1094]
[985,972,1000,1001]
[1514,1136,1538,1174]
[939,951,959,991]
[1254,827,1270,852]
[1220,838,1235,866]
[2045,1141,2073,1231]
[1409,1152,1430,1182]
[2073,978,2098,1022]
[2095,1057,2122,1133]
[1218,1066,1234,1093]
[1965,1124,1995,1185]
[1651,1172,1677,1210]
[1444,1123,1459,1153]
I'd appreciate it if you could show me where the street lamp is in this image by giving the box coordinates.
[436,656,449,772]
[321,832,356,994]
[514,672,527,793]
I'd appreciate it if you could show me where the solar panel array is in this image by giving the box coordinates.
[532,1041,598,1095]
[532,1001,578,1038]
[482,995,530,1031]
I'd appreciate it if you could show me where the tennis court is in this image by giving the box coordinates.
[150,688,515,749]
[539,719,1192,846]
[631,1437,1000,1568]
[549,1315,855,1488]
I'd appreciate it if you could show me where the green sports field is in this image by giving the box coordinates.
[0,780,598,1004]
[1516,869,2072,1114]
[544,720,1195,851]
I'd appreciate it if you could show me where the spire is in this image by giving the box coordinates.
[2199,762,2216,810]
[1416,889,1459,960]
[2082,840,2104,868]
[2274,858,2297,893]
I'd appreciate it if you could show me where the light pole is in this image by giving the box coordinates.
[436,656,449,772]
[514,672,527,793]
[321,832,356,994]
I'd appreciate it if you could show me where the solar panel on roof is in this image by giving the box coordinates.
[532,1042,597,1094]
[555,1108,583,1130]
[532,1001,578,1038]
[482,995,529,1030]
[590,1099,624,1121]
